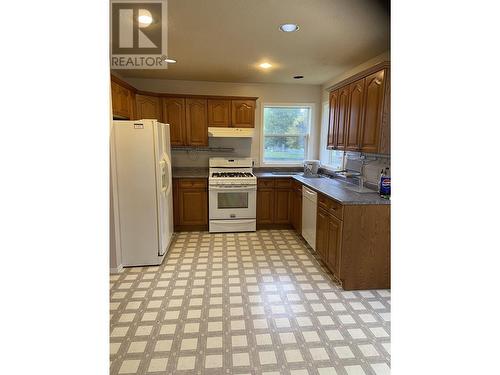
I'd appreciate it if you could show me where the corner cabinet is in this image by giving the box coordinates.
[327,63,390,155]
[256,178,293,228]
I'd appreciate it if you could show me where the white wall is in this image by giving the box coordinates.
[122,78,322,167]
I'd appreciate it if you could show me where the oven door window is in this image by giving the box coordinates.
[218,192,248,209]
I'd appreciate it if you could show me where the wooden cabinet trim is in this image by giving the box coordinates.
[325,61,390,93]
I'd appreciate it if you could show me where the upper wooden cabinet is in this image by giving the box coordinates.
[327,90,339,149]
[207,100,231,127]
[345,79,366,151]
[135,94,161,121]
[327,63,390,155]
[232,100,255,128]
[360,70,385,153]
[162,98,185,146]
[111,81,134,119]
[335,86,350,150]
[185,99,208,146]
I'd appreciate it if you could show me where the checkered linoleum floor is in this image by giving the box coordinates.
[110,230,391,375]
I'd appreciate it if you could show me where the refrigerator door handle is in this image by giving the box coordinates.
[162,154,172,196]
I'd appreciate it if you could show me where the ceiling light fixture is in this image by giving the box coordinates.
[279,23,299,32]
[164,58,177,63]
[293,75,304,79]
[259,62,272,69]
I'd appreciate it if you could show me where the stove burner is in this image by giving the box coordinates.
[212,172,254,178]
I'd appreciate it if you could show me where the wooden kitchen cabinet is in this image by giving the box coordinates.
[232,100,255,128]
[185,99,208,146]
[315,192,390,290]
[360,69,385,153]
[345,79,365,151]
[173,178,208,231]
[327,90,339,149]
[326,63,389,155]
[135,94,161,121]
[335,86,350,150]
[274,189,291,224]
[162,98,185,146]
[111,80,134,119]
[257,189,275,224]
[290,181,302,232]
[207,100,231,127]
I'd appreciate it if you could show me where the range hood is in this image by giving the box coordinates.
[208,127,254,138]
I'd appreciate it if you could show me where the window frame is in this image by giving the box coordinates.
[260,103,315,167]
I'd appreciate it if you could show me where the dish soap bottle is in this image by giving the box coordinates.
[379,168,391,199]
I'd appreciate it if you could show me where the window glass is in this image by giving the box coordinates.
[263,106,310,164]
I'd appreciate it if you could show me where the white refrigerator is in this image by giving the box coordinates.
[111,119,173,266]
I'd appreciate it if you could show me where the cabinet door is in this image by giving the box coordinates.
[111,81,133,119]
[327,90,339,149]
[231,100,255,128]
[327,215,343,279]
[360,69,385,153]
[274,189,290,224]
[335,86,350,149]
[178,189,208,226]
[163,98,185,146]
[316,208,329,260]
[346,79,366,151]
[293,189,302,233]
[135,94,161,121]
[257,189,274,224]
[186,99,208,146]
[207,100,231,127]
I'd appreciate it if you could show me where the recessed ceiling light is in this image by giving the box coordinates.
[279,23,299,32]
[164,58,177,63]
[293,75,304,79]
[259,62,272,69]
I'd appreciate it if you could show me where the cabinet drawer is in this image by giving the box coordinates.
[178,179,207,189]
[318,194,343,220]
[328,199,344,220]
[257,178,275,189]
[318,194,331,210]
[275,178,292,189]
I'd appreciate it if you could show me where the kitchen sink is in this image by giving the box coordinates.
[271,171,301,175]
[344,185,377,194]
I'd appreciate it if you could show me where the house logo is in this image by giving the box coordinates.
[110,0,168,69]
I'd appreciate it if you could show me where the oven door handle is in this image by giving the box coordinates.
[210,185,257,191]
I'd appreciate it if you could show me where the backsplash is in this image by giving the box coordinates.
[171,138,252,167]
[344,151,391,185]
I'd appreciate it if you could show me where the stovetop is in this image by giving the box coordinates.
[211,172,254,178]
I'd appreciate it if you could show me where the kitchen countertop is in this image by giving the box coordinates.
[172,167,209,178]
[256,172,390,205]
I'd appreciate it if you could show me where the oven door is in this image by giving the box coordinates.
[209,185,257,220]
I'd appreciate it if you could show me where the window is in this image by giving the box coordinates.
[262,105,311,165]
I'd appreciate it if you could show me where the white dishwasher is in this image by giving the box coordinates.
[302,186,317,250]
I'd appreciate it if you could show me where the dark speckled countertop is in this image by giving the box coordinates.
[255,171,389,205]
[172,167,389,205]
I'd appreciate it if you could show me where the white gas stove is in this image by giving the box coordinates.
[208,158,257,233]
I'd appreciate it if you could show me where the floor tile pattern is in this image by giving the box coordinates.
[110,230,391,374]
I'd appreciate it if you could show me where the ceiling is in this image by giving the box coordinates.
[113,0,389,85]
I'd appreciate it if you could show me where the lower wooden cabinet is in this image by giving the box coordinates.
[315,193,390,290]
[256,178,294,228]
[290,181,302,233]
[173,178,208,231]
